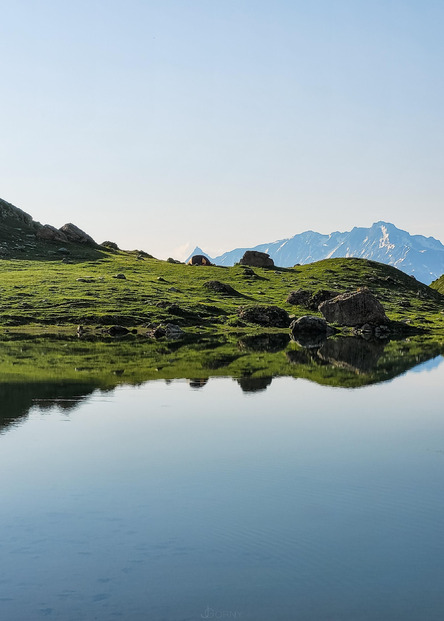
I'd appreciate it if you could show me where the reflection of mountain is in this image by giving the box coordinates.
[0,383,98,434]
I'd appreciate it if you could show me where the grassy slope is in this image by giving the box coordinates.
[431,274,444,295]
[0,253,443,397]
[0,253,443,332]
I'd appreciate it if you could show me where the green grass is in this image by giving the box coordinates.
[1,253,443,333]
[0,252,443,397]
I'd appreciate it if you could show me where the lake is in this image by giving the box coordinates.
[1,353,444,620]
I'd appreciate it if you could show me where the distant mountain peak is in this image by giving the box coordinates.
[196,222,444,284]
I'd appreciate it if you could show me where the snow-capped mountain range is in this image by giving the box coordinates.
[187,221,444,285]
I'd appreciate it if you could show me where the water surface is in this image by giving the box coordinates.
[1,358,444,620]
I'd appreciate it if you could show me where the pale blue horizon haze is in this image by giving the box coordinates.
[1,1,443,259]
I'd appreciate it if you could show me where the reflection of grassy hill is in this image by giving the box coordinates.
[0,252,444,333]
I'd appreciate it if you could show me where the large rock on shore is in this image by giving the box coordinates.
[319,288,388,326]
[240,251,274,268]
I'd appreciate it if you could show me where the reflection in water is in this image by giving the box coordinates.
[189,378,209,389]
[0,335,443,433]
[237,376,273,393]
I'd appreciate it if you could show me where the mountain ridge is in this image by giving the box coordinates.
[187,221,444,284]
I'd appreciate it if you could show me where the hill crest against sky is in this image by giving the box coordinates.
[188,222,444,285]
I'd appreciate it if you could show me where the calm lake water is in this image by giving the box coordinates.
[1,358,444,621]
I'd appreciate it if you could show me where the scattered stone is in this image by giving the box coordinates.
[203,280,240,296]
[319,288,388,326]
[168,287,179,292]
[76,278,94,282]
[238,305,290,328]
[188,254,212,266]
[157,276,166,282]
[239,250,274,268]
[113,273,126,280]
[165,323,185,339]
[167,257,182,264]
[242,267,256,277]
[57,247,70,255]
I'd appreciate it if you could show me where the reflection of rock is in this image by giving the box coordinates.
[238,333,289,352]
[319,288,388,326]
[318,337,386,374]
[237,376,273,393]
[291,333,328,349]
[189,378,209,389]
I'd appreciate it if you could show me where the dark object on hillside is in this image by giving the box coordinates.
[319,288,388,326]
[290,315,335,337]
[203,280,240,296]
[238,305,290,328]
[113,273,126,279]
[242,267,256,276]
[188,254,212,266]
[167,257,182,264]
[286,289,311,306]
[240,250,274,268]
[108,325,130,336]
[60,223,96,245]
[309,289,339,310]
[102,241,119,250]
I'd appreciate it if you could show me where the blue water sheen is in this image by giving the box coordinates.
[1,364,444,620]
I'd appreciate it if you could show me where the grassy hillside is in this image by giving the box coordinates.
[0,253,443,333]
[431,274,444,295]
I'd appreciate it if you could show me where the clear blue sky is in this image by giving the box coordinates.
[1,0,443,259]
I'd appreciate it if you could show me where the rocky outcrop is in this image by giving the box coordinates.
[36,225,68,242]
[238,305,290,328]
[319,288,388,326]
[60,223,96,245]
[239,251,274,268]
[0,198,35,226]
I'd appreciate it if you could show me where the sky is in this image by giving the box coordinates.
[1,0,443,260]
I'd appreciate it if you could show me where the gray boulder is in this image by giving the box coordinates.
[319,288,388,326]
[290,315,332,335]
[240,251,274,268]
[59,223,96,245]
[36,225,68,242]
